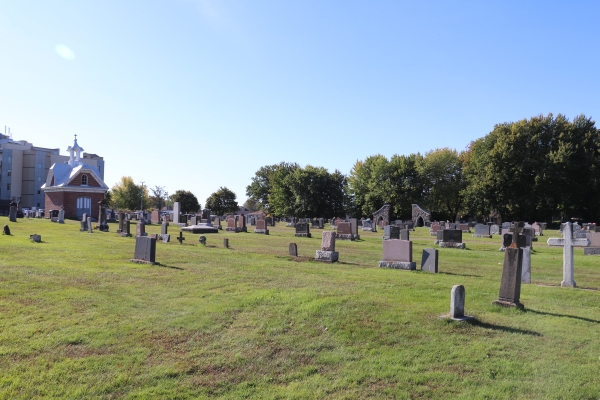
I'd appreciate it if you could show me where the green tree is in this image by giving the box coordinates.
[205,187,239,216]
[149,185,168,211]
[111,176,149,211]
[416,148,465,221]
[246,162,298,213]
[242,198,261,212]
[171,190,200,214]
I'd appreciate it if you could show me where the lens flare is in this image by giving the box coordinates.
[55,44,75,60]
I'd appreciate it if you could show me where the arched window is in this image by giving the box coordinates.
[81,175,88,186]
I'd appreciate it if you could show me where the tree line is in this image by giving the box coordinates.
[246,114,600,222]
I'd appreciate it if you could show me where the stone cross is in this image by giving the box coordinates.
[547,222,589,287]
[177,231,185,244]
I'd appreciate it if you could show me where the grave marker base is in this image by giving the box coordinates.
[294,233,312,238]
[315,250,338,263]
[492,299,524,309]
[337,234,358,241]
[254,229,269,234]
[438,241,465,249]
[378,261,416,270]
[129,259,158,265]
[472,234,492,238]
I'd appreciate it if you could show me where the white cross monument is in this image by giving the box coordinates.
[547,222,589,288]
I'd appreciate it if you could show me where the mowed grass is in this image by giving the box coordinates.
[1,218,600,399]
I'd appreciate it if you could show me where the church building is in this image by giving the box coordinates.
[42,137,108,220]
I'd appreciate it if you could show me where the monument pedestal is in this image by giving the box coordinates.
[315,250,338,263]
[438,241,465,249]
[378,261,416,270]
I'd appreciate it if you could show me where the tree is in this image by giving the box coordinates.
[149,185,168,211]
[206,187,239,216]
[242,198,261,212]
[111,176,149,210]
[246,162,299,213]
[416,148,465,221]
[171,190,200,214]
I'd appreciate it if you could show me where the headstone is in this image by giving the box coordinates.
[294,223,311,238]
[436,230,465,249]
[177,231,185,244]
[120,220,132,237]
[236,215,247,232]
[400,229,410,241]
[30,234,41,243]
[118,212,125,233]
[492,246,524,308]
[421,248,438,273]
[315,231,338,262]
[337,222,355,240]
[130,236,157,264]
[224,238,229,248]
[362,220,373,231]
[289,243,298,257]
[136,221,147,237]
[502,233,527,249]
[9,204,17,222]
[87,217,93,233]
[490,224,500,235]
[349,218,360,239]
[214,216,222,230]
[151,210,161,224]
[430,224,441,236]
[226,217,237,232]
[404,221,414,231]
[521,247,531,284]
[173,202,181,224]
[378,239,416,270]
[162,234,170,243]
[97,204,108,231]
[383,225,400,240]
[584,231,600,255]
[547,222,590,287]
[161,222,168,235]
[532,222,543,236]
[473,224,491,238]
[254,219,269,235]
[3,225,10,235]
[198,236,206,245]
[57,207,65,224]
[458,223,470,233]
[447,285,473,321]
[80,216,88,232]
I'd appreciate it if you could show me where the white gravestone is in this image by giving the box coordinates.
[547,222,589,288]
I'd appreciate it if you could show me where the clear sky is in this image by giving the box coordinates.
[1,1,599,206]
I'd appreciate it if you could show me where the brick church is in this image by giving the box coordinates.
[42,136,108,220]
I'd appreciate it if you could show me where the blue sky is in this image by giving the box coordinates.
[1,1,599,206]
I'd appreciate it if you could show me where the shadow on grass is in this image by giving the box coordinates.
[155,263,185,270]
[525,308,600,324]
[468,318,542,336]
[439,271,483,278]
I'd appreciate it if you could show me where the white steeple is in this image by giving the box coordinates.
[66,135,84,167]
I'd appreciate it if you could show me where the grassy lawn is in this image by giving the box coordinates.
[1,217,599,399]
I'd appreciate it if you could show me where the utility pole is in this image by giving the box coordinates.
[140,181,145,212]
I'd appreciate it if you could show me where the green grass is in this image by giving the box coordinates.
[1,218,599,399]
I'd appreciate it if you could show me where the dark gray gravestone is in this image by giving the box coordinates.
[224,238,229,248]
[30,234,41,242]
[421,248,438,273]
[80,218,88,232]
[161,223,168,235]
[199,236,206,245]
[400,229,410,241]
[120,220,132,237]
[3,225,10,235]
[136,221,146,237]
[384,225,400,240]
[437,230,462,243]
[294,223,311,238]
[492,247,523,308]
[177,231,185,244]
[522,248,531,284]
[502,234,527,249]
[87,217,93,233]
[9,205,17,222]
[118,212,125,233]
[131,236,157,264]
[289,243,298,257]
[474,224,491,237]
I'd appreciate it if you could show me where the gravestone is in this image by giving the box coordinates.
[97,204,108,231]
[236,215,247,232]
[547,222,589,287]
[254,219,269,234]
[57,207,65,224]
[9,203,17,222]
[30,234,41,243]
[362,220,373,232]
[473,224,491,238]
[198,236,206,246]
[80,215,88,232]
[289,243,298,257]
[378,239,416,270]
[162,234,170,243]
[118,212,125,233]
[490,224,500,235]
[136,221,147,237]
[430,224,441,236]
[337,222,354,240]
[400,229,410,241]
[119,220,132,237]
[584,231,600,255]
[492,245,524,309]
[226,217,238,232]
[349,218,360,240]
[521,248,531,284]
[130,236,157,264]
[522,227,537,242]
[532,222,543,236]
[436,230,465,249]
[177,231,185,244]
[404,221,414,231]
[315,231,338,263]
[501,233,527,250]
[445,285,473,321]
[161,222,168,235]
[421,248,438,273]
[458,223,470,233]
[49,209,59,222]
[3,225,10,235]
[151,210,160,224]
[383,225,400,240]
[223,238,229,248]
[294,223,311,238]
[173,202,181,224]
[214,217,222,230]
[87,217,93,233]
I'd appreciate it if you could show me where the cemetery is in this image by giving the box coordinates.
[1,216,600,398]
